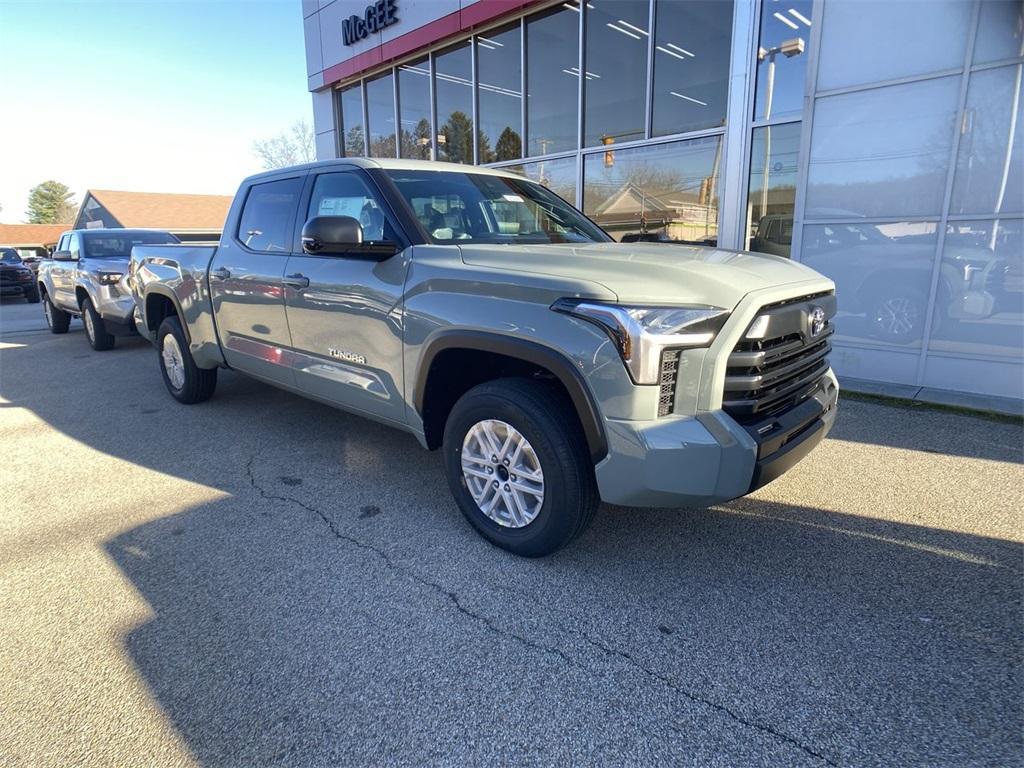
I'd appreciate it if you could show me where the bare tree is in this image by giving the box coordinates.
[252,120,316,169]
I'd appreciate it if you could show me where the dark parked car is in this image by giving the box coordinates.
[0,248,40,302]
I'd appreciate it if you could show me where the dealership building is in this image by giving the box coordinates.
[303,0,1023,409]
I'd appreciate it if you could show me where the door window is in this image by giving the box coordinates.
[67,233,81,258]
[307,172,396,242]
[237,177,303,252]
[57,235,69,251]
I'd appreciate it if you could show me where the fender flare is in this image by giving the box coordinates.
[144,285,191,345]
[413,329,608,462]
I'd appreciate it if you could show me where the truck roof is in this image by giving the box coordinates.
[242,157,528,186]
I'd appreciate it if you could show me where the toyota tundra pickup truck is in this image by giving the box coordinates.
[38,228,179,350]
[129,159,839,556]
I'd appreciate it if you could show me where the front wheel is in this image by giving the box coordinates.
[157,316,217,404]
[42,293,71,334]
[24,286,40,303]
[81,296,115,351]
[442,378,599,557]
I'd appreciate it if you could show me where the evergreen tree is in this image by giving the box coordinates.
[26,181,77,225]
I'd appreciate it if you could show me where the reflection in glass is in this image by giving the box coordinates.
[806,77,959,219]
[816,0,970,92]
[477,24,522,163]
[651,0,733,137]
[526,5,579,156]
[435,42,474,164]
[753,0,811,122]
[583,137,721,244]
[366,72,396,158]
[584,0,649,147]
[505,155,578,205]
[747,122,801,257]
[974,0,1024,64]
[928,218,1023,358]
[339,84,365,157]
[398,58,433,160]
[801,221,938,347]
[951,65,1024,216]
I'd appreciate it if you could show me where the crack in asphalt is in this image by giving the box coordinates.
[579,635,839,766]
[244,456,579,669]
[244,455,836,765]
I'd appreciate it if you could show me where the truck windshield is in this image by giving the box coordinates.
[386,170,609,245]
[82,231,179,258]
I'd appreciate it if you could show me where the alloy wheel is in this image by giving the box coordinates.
[461,419,545,528]
[83,307,95,341]
[162,333,186,390]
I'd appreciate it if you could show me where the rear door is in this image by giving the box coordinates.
[208,174,304,387]
[282,169,411,423]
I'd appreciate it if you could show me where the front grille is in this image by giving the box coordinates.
[657,349,681,417]
[723,293,835,423]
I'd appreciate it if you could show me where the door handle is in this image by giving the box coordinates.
[210,267,231,281]
[283,273,310,289]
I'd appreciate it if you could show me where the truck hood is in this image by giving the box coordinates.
[458,242,827,308]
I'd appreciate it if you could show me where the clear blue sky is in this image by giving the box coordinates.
[0,0,312,222]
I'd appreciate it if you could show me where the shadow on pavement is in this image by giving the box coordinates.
[2,334,1022,764]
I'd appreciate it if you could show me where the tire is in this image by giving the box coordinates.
[442,378,599,557]
[156,316,217,404]
[869,288,926,344]
[81,296,115,351]
[42,292,71,334]
[24,286,41,304]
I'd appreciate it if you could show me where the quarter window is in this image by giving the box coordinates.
[237,177,303,252]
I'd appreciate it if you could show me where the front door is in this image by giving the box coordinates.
[51,233,79,310]
[283,170,410,424]
[208,175,304,388]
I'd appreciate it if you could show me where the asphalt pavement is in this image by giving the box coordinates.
[1,296,1021,767]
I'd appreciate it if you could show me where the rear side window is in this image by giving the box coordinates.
[237,177,303,252]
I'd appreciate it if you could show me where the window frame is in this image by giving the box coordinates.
[233,174,307,256]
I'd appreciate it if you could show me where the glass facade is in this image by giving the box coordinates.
[525,6,579,156]
[397,59,432,160]
[324,0,1024,401]
[583,0,650,147]
[338,83,364,157]
[365,72,396,158]
[476,23,522,163]
[435,42,474,164]
[583,138,721,244]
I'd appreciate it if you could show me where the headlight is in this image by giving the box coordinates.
[553,299,729,384]
[98,271,124,286]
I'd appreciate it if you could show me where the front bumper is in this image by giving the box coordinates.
[595,369,838,507]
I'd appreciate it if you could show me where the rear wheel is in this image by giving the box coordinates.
[42,293,70,334]
[442,378,599,557]
[157,316,217,404]
[81,296,115,351]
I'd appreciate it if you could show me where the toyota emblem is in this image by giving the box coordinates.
[809,305,827,337]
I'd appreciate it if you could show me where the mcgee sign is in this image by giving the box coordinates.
[343,0,399,45]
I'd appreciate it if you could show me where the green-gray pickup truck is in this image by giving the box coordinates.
[128,158,838,556]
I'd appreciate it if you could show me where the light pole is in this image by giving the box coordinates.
[758,38,805,224]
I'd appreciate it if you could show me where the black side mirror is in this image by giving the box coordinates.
[52,250,76,262]
[301,215,398,260]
